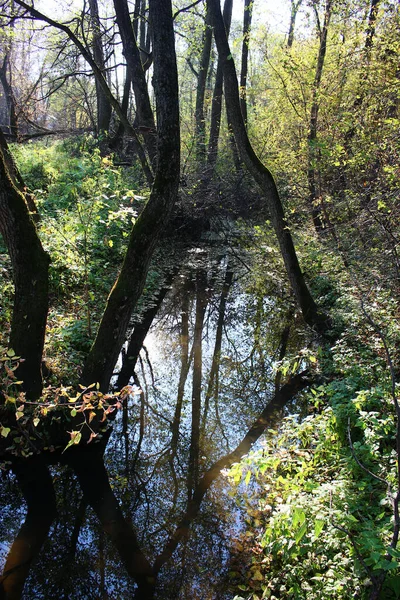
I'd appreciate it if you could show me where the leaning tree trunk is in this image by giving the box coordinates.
[81,0,180,391]
[0,143,49,400]
[208,0,330,335]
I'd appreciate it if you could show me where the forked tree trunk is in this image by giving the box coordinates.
[81,0,180,391]
[208,0,330,335]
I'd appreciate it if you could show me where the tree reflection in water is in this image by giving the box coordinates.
[0,248,310,599]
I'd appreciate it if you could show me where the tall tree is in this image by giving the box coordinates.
[88,0,112,133]
[307,0,334,234]
[207,0,330,335]
[287,0,303,48]
[113,0,157,165]
[239,0,253,125]
[207,0,233,173]
[81,0,181,391]
[194,4,213,165]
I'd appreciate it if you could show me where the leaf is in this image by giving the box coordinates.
[245,470,252,485]
[33,418,40,427]
[294,521,307,544]
[314,519,324,538]
[1,426,11,438]
[7,348,15,358]
[292,508,306,528]
[62,430,82,453]
[251,569,264,581]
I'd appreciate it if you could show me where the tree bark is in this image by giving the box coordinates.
[0,143,49,400]
[195,5,213,166]
[88,0,112,133]
[287,0,303,49]
[207,0,233,173]
[239,0,253,125]
[0,53,18,139]
[307,0,333,234]
[81,0,180,391]
[208,0,330,335]
[113,0,157,165]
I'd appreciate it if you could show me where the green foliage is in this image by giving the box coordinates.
[226,297,400,599]
[9,137,147,380]
[0,348,136,469]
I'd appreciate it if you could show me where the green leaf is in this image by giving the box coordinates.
[245,470,252,485]
[314,519,324,538]
[1,426,11,438]
[294,521,307,544]
[7,348,15,357]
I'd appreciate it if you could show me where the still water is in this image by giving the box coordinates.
[0,245,297,599]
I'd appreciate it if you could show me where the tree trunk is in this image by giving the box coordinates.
[81,0,180,391]
[207,0,233,173]
[0,53,18,139]
[195,5,213,166]
[113,0,157,165]
[239,0,253,125]
[307,0,333,235]
[287,0,303,48]
[0,143,49,400]
[88,0,112,133]
[208,0,330,335]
